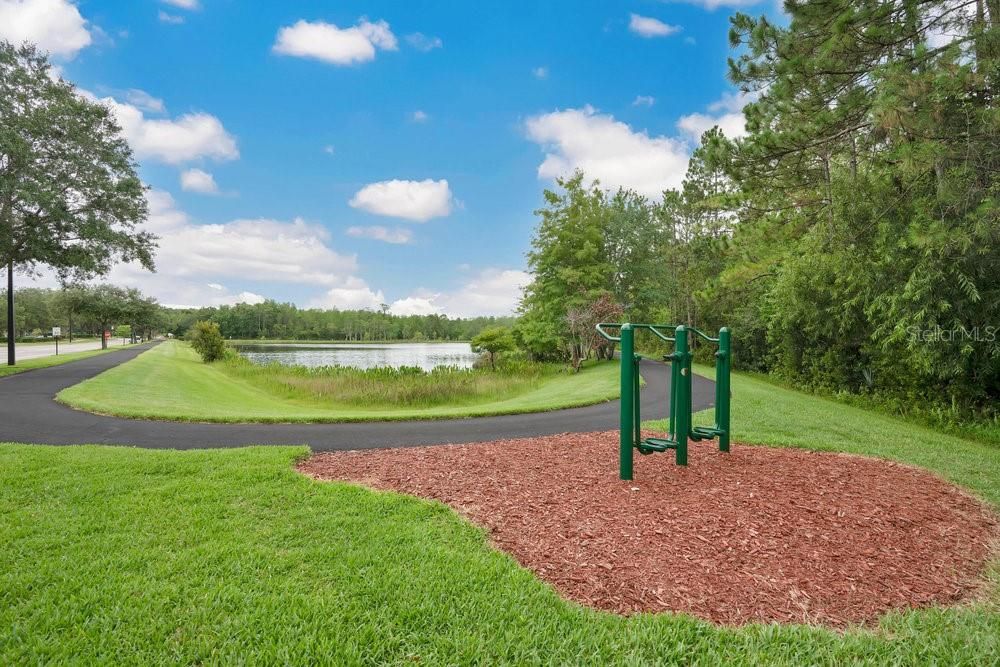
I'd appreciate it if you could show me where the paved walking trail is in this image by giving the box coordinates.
[0,343,716,450]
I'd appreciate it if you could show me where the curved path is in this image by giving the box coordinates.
[0,342,716,450]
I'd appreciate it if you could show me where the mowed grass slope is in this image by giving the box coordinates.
[56,341,621,422]
[3,368,1000,663]
[648,366,1000,507]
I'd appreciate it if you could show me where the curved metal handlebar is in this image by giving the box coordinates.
[595,322,622,342]
[641,324,676,343]
[597,322,727,345]
[596,322,677,343]
[687,327,720,344]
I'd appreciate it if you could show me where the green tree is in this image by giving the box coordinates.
[718,0,1000,403]
[601,188,666,321]
[1,42,155,364]
[55,285,89,342]
[79,285,129,349]
[471,327,516,370]
[121,288,159,342]
[519,172,614,358]
[187,320,227,363]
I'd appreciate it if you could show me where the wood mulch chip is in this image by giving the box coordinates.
[298,432,998,627]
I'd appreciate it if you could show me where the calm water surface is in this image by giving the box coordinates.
[237,342,478,371]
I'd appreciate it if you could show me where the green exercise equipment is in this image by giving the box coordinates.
[595,323,732,480]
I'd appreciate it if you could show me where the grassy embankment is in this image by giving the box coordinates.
[57,341,621,422]
[3,366,999,663]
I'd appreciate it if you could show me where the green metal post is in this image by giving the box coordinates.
[717,327,731,453]
[619,324,634,480]
[674,325,690,466]
[633,355,642,448]
[668,349,679,440]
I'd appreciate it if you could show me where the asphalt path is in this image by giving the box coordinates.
[0,342,716,450]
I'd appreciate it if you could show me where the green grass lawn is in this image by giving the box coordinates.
[0,346,124,378]
[3,367,999,663]
[648,365,1000,507]
[56,341,621,422]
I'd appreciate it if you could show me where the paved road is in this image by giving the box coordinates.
[13,339,133,360]
[0,342,716,450]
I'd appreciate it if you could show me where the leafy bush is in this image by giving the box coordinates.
[187,321,227,363]
[470,327,516,370]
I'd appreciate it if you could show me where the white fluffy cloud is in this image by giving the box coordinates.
[679,0,763,9]
[405,32,442,52]
[24,190,528,315]
[676,112,745,142]
[349,179,454,222]
[308,277,386,311]
[389,294,441,316]
[390,268,530,318]
[632,95,655,107]
[166,282,263,309]
[525,105,689,198]
[142,189,189,233]
[0,0,91,58]
[273,18,397,66]
[180,168,219,195]
[676,90,754,142]
[410,110,429,123]
[628,14,681,38]
[233,291,265,305]
[158,11,184,25]
[156,218,356,285]
[96,95,239,164]
[346,225,413,244]
[96,190,368,308]
[161,0,198,9]
[123,89,165,113]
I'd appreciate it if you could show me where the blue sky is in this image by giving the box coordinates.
[4,0,778,315]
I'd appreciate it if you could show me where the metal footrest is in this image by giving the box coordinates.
[691,426,726,441]
[636,437,679,454]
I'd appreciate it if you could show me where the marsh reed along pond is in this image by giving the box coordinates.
[235,342,479,371]
[227,341,552,410]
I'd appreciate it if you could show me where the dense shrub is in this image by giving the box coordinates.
[470,327,516,370]
[187,321,227,363]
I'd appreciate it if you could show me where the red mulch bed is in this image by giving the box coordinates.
[298,432,998,627]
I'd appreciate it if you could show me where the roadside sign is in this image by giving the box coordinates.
[52,326,61,337]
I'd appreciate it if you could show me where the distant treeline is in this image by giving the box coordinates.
[1,288,516,342]
[1,288,95,338]
[163,301,516,341]
[1,286,160,342]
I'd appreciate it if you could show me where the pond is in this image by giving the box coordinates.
[235,342,479,371]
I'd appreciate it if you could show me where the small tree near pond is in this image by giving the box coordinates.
[471,327,515,371]
[187,321,227,363]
